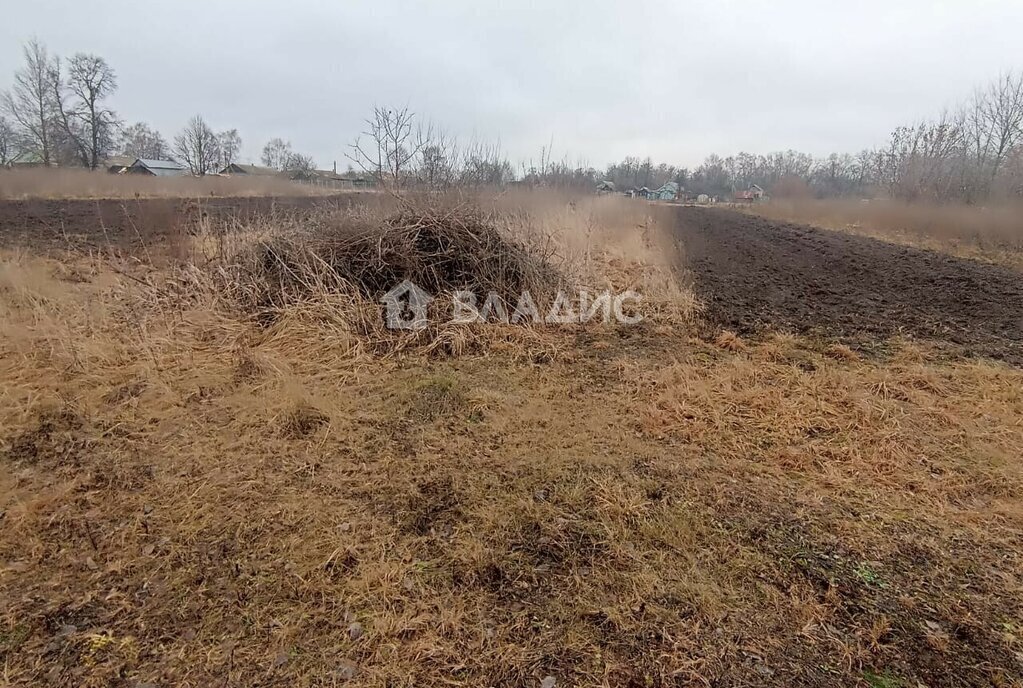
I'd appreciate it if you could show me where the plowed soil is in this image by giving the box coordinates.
[0,195,367,252]
[675,206,1023,364]
[4,198,1022,364]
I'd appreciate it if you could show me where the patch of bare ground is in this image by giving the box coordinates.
[0,194,377,254]
[745,199,1023,272]
[0,167,349,202]
[1,197,1021,687]
[674,206,1023,366]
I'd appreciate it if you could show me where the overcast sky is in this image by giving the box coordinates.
[3,0,1022,170]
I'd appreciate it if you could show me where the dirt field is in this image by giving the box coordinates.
[1,196,1022,687]
[6,197,1018,365]
[675,207,1023,365]
[0,195,369,252]
[744,199,1023,272]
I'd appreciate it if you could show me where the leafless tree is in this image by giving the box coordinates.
[418,143,452,188]
[121,122,169,160]
[457,136,513,187]
[347,106,427,189]
[64,54,118,168]
[261,137,293,170]
[1,39,58,165]
[0,116,14,165]
[48,54,119,168]
[217,128,242,168]
[413,121,456,188]
[977,72,1023,187]
[258,138,314,172]
[174,115,220,175]
[286,152,315,172]
[48,56,89,166]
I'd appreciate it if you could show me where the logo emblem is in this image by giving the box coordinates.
[380,280,433,330]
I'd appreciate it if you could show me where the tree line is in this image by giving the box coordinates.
[534,70,1023,203]
[4,39,1021,202]
[658,72,1023,203]
[336,75,1023,202]
[0,39,315,176]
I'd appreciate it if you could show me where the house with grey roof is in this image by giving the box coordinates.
[126,158,189,177]
[5,151,46,168]
[219,163,283,177]
[104,155,135,174]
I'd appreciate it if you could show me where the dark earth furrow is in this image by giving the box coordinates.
[0,195,365,252]
[674,206,1023,364]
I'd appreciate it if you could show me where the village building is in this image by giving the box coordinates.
[125,158,190,177]
[104,155,135,174]
[289,168,376,189]
[733,183,766,202]
[5,151,46,169]
[219,163,282,177]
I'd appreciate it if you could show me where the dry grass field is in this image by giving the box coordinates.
[0,168,340,201]
[1,192,1022,687]
[745,199,1023,272]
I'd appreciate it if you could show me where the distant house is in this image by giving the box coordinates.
[290,168,376,189]
[349,174,377,189]
[126,158,189,177]
[595,180,616,194]
[733,184,766,202]
[650,181,680,201]
[6,151,46,169]
[104,155,135,174]
[288,168,342,186]
[219,163,282,177]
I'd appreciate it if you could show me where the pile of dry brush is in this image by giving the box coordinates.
[212,201,569,334]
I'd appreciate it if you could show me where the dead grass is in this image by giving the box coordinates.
[236,202,564,319]
[747,198,1023,271]
[0,193,1020,686]
[172,192,698,358]
[0,167,344,200]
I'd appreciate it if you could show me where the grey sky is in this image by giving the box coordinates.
[3,0,1022,170]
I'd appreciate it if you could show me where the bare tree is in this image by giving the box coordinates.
[64,54,119,169]
[121,122,169,160]
[259,138,314,172]
[1,39,58,165]
[286,152,315,172]
[47,56,89,166]
[414,121,455,188]
[347,106,427,189]
[418,143,452,188]
[261,137,293,170]
[458,136,514,187]
[217,128,242,168]
[174,115,220,175]
[0,116,13,165]
[979,72,1023,188]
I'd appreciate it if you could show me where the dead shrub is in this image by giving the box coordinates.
[182,199,572,359]
[164,191,696,360]
[231,202,563,317]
